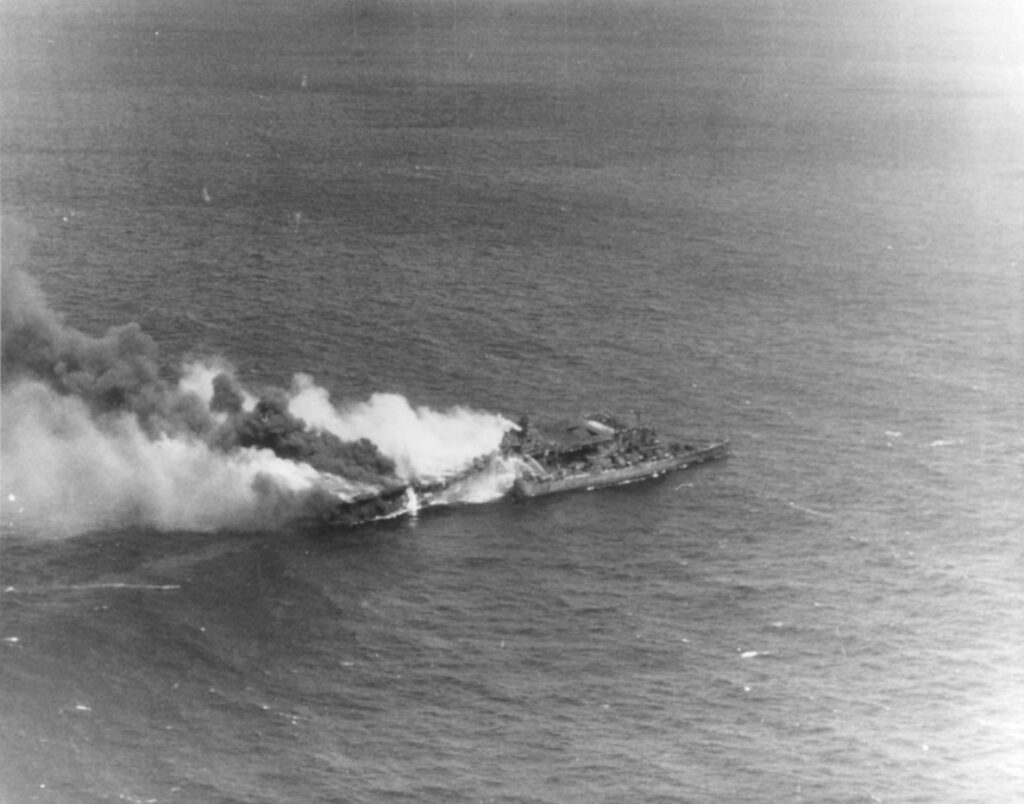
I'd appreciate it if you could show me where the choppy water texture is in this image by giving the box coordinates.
[2,1,1023,802]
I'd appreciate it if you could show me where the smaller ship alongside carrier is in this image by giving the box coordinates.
[311,413,728,528]
[500,413,728,499]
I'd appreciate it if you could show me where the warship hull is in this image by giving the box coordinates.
[310,415,728,527]
[512,441,728,499]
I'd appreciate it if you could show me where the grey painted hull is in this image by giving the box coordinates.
[512,441,728,499]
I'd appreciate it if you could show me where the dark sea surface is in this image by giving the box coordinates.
[2,1,1023,802]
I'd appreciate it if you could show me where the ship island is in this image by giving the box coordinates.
[312,413,728,528]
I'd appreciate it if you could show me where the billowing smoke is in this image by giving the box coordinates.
[1,224,512,536]
[2,379,329,534]
[286,376,516,483]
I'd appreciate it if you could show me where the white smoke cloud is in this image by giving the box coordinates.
[286,374,515,482]
[0,368,518,536]
[0,380,331,536]
[177,360,256,412]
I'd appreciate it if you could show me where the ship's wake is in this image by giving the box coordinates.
[1,230,515,537]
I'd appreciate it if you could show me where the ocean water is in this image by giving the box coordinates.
[2,1,1023,802]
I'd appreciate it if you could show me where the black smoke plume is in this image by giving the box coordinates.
[1,221,401,532]
[223,390,398,485]
[2,220,513,535]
